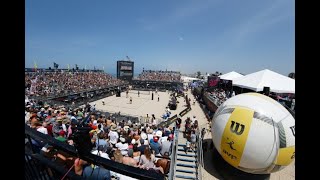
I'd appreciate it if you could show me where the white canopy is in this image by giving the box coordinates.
[232,69,295,94]
[219,71,244,80]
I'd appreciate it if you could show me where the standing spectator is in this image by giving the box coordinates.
[108,123,119,148]
[184,140,191,154]
[176,118,181,130]
[190,130,197,151]
[160,136,172,157]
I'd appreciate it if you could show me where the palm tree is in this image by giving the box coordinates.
[288,72,295,79]
[197,71,201,78]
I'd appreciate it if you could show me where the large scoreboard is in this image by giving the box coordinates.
[117,60,134,81]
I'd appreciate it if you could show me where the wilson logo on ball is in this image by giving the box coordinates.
[230,121,245,135]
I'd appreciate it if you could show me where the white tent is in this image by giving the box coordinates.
[219,71,244,80]
[181,76,200,83]
[232,69,295,94]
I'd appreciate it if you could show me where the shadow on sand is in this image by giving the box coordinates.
[202,139,270,180]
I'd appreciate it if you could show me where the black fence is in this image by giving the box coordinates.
[25,152,83,180]
[29,84,129,102]
[131,80,183,91]
[25,125,165,180]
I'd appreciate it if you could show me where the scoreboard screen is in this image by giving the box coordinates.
[117,61,134,80]
[120,66,132,70]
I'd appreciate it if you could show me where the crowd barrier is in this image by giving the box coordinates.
[25,125,165,180]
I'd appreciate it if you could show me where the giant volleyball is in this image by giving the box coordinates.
[211,93,295,174]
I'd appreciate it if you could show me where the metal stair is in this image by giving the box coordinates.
[174,129,198,180]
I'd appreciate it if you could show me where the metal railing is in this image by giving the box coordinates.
[156,114,178,129]
[25,152,83,180]
[168,127,179,180]
[196,126,205,180]
[25,125,165,180]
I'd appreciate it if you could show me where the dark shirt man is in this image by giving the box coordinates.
[82,165,111,180]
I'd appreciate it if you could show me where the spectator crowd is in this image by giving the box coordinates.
[25,99,175,179]
[135,70,181,82]
[25,71,126,97]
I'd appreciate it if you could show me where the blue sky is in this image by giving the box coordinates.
[25,0,295,76]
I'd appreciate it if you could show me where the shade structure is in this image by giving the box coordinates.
[232,69,295,94]
[219,71,244,80]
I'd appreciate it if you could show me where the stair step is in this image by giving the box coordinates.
[178,148,197,153]
[176,155,196,161]
[176,159,197,166]
[177,153,197,157]
[177,158,197,162]
[177,163,197,168]
[176,169,197,174]
[175,174,197,180]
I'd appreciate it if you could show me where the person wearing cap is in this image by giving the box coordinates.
[52,117,66,137]
[130,124,139,136]
[55,130,67,142]
[116,137,129,156]
[149,136,161,156]
[108,123,119,148]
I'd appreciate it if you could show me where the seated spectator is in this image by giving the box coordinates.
[149,136,161,155]
[55,130,67,142]
[115,137,129,156]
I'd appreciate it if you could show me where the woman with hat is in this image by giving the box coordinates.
[108,123,119,148]
[130,124,139,136]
